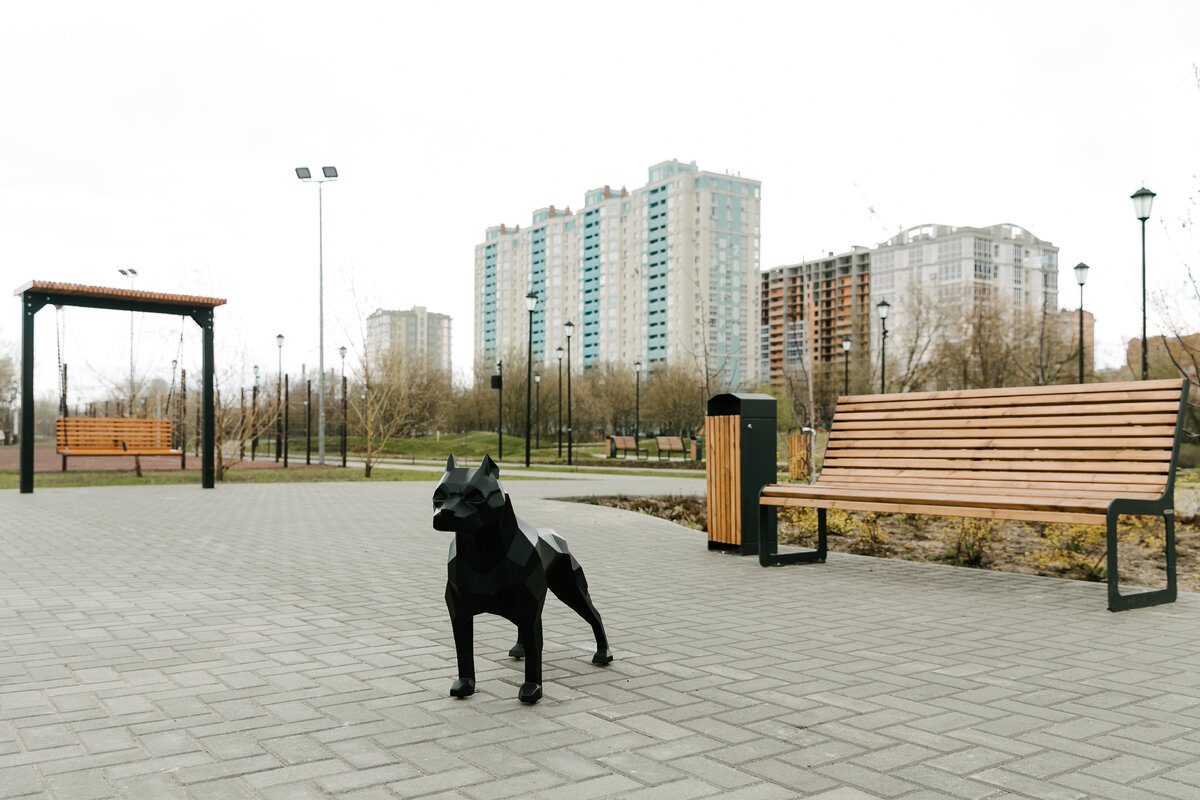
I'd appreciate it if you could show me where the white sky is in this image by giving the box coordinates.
[3,1,1199,404]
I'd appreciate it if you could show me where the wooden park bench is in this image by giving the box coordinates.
[612,435,648,460]
[57,417,181,468]
[656,435,689,461]
[757,379,1190,612]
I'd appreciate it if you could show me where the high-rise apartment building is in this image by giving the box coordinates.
[870,223,1059,346]
[366,306,452,374]
[760,223,1061,393]
[475,160,762,388]
[760,248,871,389]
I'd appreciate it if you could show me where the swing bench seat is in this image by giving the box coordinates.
[56,417,180,458]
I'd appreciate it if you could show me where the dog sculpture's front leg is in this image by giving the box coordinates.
[516,613,543,704]
[447,588,475,698]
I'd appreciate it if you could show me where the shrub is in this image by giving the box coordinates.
[941,518,998,568]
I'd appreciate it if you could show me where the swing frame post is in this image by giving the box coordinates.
[14,281,225,494]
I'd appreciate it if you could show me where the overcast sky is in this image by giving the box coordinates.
[3,1,1199,405]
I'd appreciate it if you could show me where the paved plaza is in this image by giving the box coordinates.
[3,472,1200,799]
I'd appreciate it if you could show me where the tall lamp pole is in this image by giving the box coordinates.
[1131,186,1155,380]
[524,292,538,468]
[555,347,564,458]
[295,166,338,462]
[117,268,138,414]
[876,300,890,394]
[1074,262,1090,384]
[565,321,574,466]
[841,338,851,395]
[496,360,503,460]
[634,361,642,444]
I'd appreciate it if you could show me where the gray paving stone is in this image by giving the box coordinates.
[4,478,1200,800]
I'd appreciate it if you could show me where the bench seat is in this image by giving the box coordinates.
[56,417,181,464]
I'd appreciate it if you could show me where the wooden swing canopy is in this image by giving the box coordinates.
[15,280,227,493]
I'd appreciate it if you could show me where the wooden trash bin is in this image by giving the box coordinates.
[705,393,776,555]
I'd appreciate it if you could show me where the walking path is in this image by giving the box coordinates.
[2,472,1200,799]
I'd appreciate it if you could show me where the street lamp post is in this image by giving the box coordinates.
[1075,262,1091,384]
[275,334,284,462]
[296,166,338,462]
[565,321,574,466]
[524,291,538,468]
[117,268,138,413]
[252,365,260,461]
[1131,186,1155,380]
[876,300,890,393]
[339,346,347,468]
[534,374,541,449]
[842,338,851,395]
[634,361,642,445]
[556,347,564,458]
[496,360,503,461]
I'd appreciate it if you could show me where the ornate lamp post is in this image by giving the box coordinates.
[555,346,564,459]
[841,338,851,395]
[876,299,890,394]
[565,321,574,466]
[524,291,538,468]
[634,361,642,445]
[534,374,541,449]
[1074,262,1090,384]
[275,334,284,461]
[1131,186,1155,380]
[496,360,503,460]
[339,345,348,467]
[251,365,260,460]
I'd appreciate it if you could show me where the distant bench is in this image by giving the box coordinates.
[57,417,181,467]
[656,436,689,461]
[612,435,647,460]
[757,379,1190,612]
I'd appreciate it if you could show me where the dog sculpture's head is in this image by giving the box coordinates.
[432,454,507,532]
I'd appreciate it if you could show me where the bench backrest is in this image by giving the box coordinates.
[613,436,636,448]
[57,417,174,450]
[657,436,684,450]
[822,379,1188,496]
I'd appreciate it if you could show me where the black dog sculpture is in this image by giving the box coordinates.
[433,454,613,703]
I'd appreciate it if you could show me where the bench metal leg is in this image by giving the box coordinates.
[1106,502,1176,612]
[759,503,827,567]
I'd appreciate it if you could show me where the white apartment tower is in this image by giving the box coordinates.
[366,306,452,374]
[475,160,762,388]
[869,223,1059,368]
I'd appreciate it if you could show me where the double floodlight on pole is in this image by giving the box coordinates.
[295,165,338,463]
[1131,186,1155,381]
[117,268,139,413]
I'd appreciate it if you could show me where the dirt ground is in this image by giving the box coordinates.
[577,494,1200,594]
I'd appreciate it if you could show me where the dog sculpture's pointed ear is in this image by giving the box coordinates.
[480,453,500,478]
[445,454,457,471]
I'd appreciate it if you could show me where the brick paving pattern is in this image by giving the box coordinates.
[2,475,1200,798]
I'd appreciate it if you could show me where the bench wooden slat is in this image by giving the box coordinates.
[834,404,1181,426]
[816,466,1168,487]
[836,390,1183,415]
[762,483,1150,509]
[761,495,1107,526]
[812,475,1163,495]
[830,424,1176,438]
[824,447,1173,462]
[837,378,1183,404]
[822,456,1169,474]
